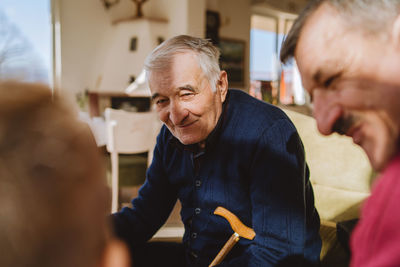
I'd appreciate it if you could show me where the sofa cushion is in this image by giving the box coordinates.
[282,109,373,222]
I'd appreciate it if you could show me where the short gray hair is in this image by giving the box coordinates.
[144,35,221,91]
[280,0,400,63]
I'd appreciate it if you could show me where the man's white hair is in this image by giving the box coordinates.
[144,35,221,92]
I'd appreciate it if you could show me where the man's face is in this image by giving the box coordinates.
[295,3,399,171]
[149,52,227,145]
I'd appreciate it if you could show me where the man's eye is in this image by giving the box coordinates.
[323,73,341,88]
[324,77,335,88]
[156,99,168,105]
[180,92,195,98]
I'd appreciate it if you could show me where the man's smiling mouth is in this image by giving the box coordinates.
[346,123,363,145]
[177,120,197,128]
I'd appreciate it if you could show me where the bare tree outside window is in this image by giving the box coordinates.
[0,10,48,83]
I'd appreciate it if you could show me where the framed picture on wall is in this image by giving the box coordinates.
[218,38,245,87]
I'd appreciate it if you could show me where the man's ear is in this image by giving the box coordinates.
[217,71,228,102]
[391,14,400,48]
[100,239,130,267]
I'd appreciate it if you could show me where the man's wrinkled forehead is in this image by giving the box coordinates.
[148,69,172,86]
[295,3,347,85]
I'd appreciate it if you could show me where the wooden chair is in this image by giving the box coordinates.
[105,108,161,213]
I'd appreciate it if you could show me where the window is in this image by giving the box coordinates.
[250,14,307,107]
[250,15,280,104]
[0,0,52,85]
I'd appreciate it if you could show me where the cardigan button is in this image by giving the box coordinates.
[190,251,198,259]
[195,180,201,187]
[191,232,197,239]
[195,208,201,214]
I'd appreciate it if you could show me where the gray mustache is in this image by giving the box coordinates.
[332,115,357,135]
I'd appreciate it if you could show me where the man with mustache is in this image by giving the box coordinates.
[280,0,400,266]
[112,35,322,266]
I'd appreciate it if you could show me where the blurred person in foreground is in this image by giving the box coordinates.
[112,35,321,267]
[280,0,400,266]
[0,81,129,267]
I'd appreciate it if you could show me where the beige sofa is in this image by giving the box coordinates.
[283,108,374,265]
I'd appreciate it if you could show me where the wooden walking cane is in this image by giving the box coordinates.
[209,207,256,267]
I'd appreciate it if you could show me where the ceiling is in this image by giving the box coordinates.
[251,0,309,14]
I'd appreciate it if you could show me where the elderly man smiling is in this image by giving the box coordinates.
[280,0,400,266]
[112,35,321,267]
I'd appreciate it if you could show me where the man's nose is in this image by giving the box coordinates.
[169,100,188,125]
[312,89,343,136]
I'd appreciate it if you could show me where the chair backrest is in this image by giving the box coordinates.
[104,108,161,212]
[282,108,373,223]
[105,108,159,154]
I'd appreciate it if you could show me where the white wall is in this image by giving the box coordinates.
[187,0,206,37]
[60,0,110,94]
[59,0,249,94]
[97,20,170,93]
[106,0,205,37]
